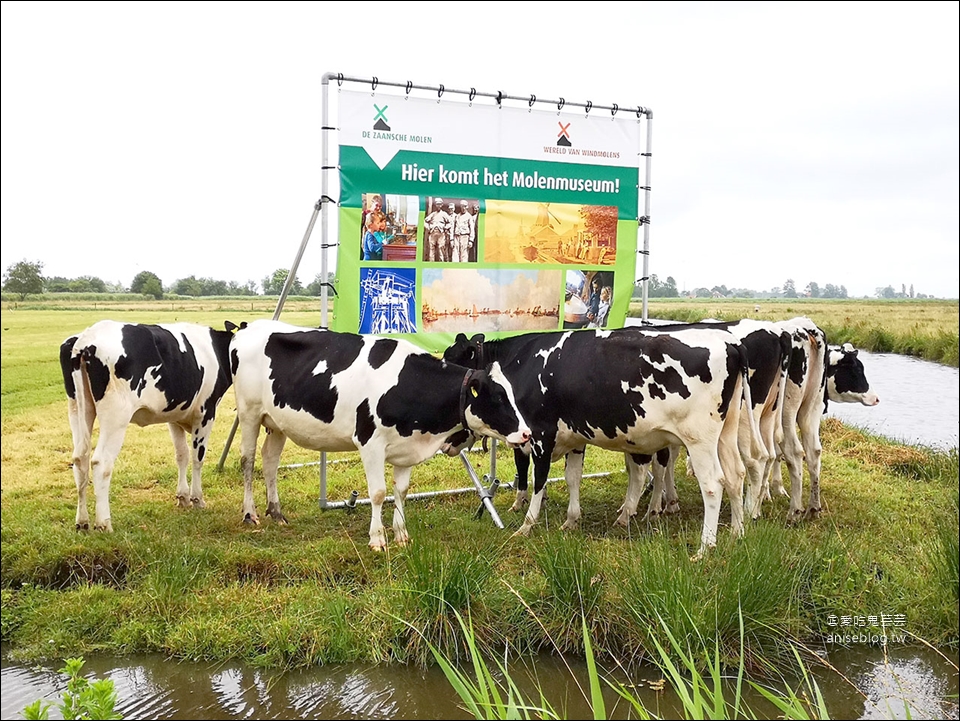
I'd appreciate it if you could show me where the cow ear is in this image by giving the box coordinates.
[224,320,239,332]
[471,334,485,343]
[468,369,487,396]
[455,333,467,342]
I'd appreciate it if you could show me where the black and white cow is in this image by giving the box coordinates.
[444,327,753,556]
[229,320,531,551]
[617,318,792,524]
[60,320,238,531]
[637,318,879,523]
[766,318,880,519]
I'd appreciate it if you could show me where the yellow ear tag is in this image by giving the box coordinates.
[470,386,479,398]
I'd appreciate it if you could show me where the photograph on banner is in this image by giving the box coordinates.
[422,268,561,333]
[360,193,421,262]
[421,195,480,263]
[564,269,615,330]
[359,267,418,334]
[483,200,617,266]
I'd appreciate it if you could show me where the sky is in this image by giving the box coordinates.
[2,1,958,299]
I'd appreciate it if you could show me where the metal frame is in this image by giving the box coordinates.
[218,72,653,524]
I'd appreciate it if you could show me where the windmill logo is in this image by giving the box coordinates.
[373,104,390,131]
[557,121,572,147]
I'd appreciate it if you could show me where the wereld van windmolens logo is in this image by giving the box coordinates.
[544,121,620,160]
[362,104,433,145]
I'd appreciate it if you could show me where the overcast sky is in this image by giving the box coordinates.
[2,1,957,299]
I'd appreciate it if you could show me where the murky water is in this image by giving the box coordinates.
[3,643,957,720]
[825,350,959,449]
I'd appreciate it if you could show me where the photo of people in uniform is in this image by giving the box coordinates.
[421,196,479,263]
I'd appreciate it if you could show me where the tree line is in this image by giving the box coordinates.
[1,259,936,302]
[0,260,335,301]
[633,274,934,300]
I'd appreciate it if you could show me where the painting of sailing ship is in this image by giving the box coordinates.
[421,268,561,333]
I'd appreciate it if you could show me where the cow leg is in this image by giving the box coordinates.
[89,413,130,533]
[261,429,288,523]
[718,429,746,539]
[515,450,553,537]
[239,417,262,525]
[68,394,95,531]
[662,446,681,515]
[618,453,648,526]
[169,423,193,508]
[797,402,824,519]
[360,448,389,551]
[686,443,725,560]
[392,465,413,547]
[781,416,806,522]
[189,419,215,509]
[740,411,767,521]
[560,448,585,531]
[509,448,530,512]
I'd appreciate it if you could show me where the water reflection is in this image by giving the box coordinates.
[824,350,959,449]
[3,644,957,720]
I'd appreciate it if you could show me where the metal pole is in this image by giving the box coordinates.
[216,201,321,472]
[641,111,653,323]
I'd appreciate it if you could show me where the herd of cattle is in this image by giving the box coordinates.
[59,315,878,555]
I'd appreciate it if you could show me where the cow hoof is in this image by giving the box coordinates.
[785,510,804,525]
[243,514,260,526]
[805,507,821,520]
[509,499,528,512]
[93,521,113,532]
[75,522,89,531]
[640,510,660,523]
[369,543,387,552]
[560,520,579,531]
[512,525,533,538]
[191,497,206,509]
[266,505,287,524]
[176,495,191,509]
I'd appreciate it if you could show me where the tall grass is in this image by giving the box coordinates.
[617,524,810,668]
[416,605,834,720]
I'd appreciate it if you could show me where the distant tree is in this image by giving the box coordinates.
[226,280,259,296]
[876,285,896,299]
[805,282,820,298]
[262,268,303,296]
[901,283,907,297]
[171,275,203,296]
[304,273,337,297]
[770,286,781,297]
[661,275,678,298]
[909,283,915,299]
[710,285,729,297]
[141,276,164,300]
[3,259,44,300]
[45,276,73,293]
[783,279,797,298]
[130,271,163,296]
[693,287,712,298]
[839,285,848,299]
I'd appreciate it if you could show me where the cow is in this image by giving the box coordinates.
[616,318,792,524]
[766,320,880,519]
[443,327,754,557]
[228,320,531,551]
[636,318,879,523]
[452,320,789,531]
[60,320,238,532]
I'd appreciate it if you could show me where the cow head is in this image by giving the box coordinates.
[827,343,880,406]
[443,333,485,369]
[459,362,531,448]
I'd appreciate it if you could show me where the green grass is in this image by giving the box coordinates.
[633,297,959,366]
[2,302,958,677]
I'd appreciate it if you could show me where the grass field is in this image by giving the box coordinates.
[1,298,957,677]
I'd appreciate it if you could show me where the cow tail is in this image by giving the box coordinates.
[774,331,791,448]
[738,344,764,462]
[73,347,97,452]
